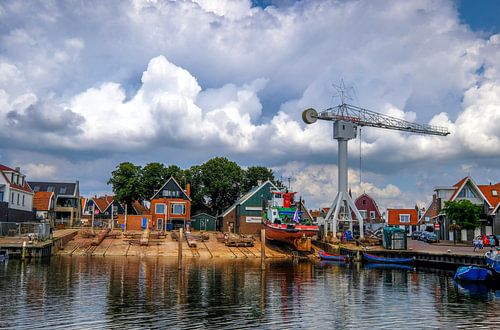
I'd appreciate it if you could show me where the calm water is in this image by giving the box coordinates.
[0,257,499,329]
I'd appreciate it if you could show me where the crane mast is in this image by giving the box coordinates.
[302,102,449,239]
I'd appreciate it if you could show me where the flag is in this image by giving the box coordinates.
[293,208,299,223]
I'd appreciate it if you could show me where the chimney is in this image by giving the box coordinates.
[15,167,20,173]
[186,183,191,197]
[257,180,263,186]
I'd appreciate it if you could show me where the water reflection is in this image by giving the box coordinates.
[0,257,499,329]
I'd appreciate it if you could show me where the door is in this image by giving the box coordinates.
[141,217,148,229]
[157,219,163,231]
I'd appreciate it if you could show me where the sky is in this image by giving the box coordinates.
[0,0,499,213]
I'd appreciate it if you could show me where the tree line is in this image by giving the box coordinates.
[107,157,280,216]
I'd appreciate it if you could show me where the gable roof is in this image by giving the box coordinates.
[92,196,112,212]
[151,177,191,201]
[354,193,382,216]
[221,180,278,217]
[449,176,492,207]
[418,198,439,224]
[478,183,500,212]
[191,212,217,220]
[132,200,149,215]
[0,164,33,193]
[28,181,77,197]
[33,191,54,211]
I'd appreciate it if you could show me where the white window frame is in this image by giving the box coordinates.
[370,211,376,219]
[493,190,498,197]
[171,203,185,215]
[399,214,410,223]
[155,203,166,214]
[359,210,367,219]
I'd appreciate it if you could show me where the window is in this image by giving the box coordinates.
[457,186,477,198]
[47,186,54,192]
[33,186,39,192]
[171,203,185,215]
[359,210,367,219]
[59,187,67,194]
[11,192,14,203]
[399,214,410,223]
[425,216,430,222]
[155,203,166,214]
[22,195,25,206]
[17,193,20,205]
[370,211,375,219]
[0,192,3,202]
[493,190,498,197]
[362,200,366,205]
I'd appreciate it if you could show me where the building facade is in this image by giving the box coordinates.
[0,164,35,222]
[354,193,383,225]
[387,208,419,233]
[150,177,191,230]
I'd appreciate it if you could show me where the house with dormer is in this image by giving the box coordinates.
[0,164,35,222]
[431,176,499,241]
[150,177,191,231]
[28,181,81,226]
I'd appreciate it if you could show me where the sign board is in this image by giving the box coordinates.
[246,216,262,223]
[434,223,440,230]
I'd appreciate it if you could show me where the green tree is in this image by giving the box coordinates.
[185,165,208,214]
[243,166,275,191]
[140,162,167,200]
[201,157,243,216]
[443,199,482,230]
[108,162,142,209]
[164,164,185,184]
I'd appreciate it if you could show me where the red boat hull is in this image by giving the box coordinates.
[263,221,318,251]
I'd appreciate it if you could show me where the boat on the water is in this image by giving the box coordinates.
[262,190,319,251]
[485,250,500,279]
[318,250,348,262]
[363,253,414,264]
[454,266,492,282]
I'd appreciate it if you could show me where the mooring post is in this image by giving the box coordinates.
[21,241,26,261]
[261,228,266,270]
[178,228,183,270]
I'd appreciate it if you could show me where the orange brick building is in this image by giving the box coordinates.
[387,208,419,229]
[149,177,191,231]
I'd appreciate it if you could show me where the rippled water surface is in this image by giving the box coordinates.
[0,257,499,329]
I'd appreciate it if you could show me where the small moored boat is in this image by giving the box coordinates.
[485,250,500,280]
[318,250,348,262]
[454,266,492,282]
[363,253,414,264]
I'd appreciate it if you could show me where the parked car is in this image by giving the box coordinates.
[423,232,439,243]
[417,231,428,241]
[411,231,422,240]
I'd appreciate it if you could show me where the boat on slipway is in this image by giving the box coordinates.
[363,253,414,265]
[262,190,319,251]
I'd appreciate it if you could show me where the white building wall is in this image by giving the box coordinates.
[9,188,33,212]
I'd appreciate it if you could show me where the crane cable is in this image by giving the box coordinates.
[359,127,362,188]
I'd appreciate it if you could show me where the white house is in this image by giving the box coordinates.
[0,164,34,215]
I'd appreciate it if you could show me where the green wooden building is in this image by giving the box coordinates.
[190,213,217,231]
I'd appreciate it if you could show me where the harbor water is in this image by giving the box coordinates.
[0,257,499,329]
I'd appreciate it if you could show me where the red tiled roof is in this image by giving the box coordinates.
[449,176,468,201]
[0,164,33,193]
[132,200,149,215]
[387,208,418,226]
[93,196,113,212]
[33,191,53,211]
[478,183,500,211]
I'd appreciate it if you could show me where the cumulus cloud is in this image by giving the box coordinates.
[0,0,499,210]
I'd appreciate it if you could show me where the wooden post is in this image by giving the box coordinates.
[261,228,266,270]
[178,228,183,270]
[21,241,26,261]
[124,204,128,232]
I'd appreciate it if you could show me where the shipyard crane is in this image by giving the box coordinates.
[302,102,449,239]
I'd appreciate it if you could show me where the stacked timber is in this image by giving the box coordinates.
[185,231,197,248]
[80,229,96,238]
[171,231,179,241]
[107,230,121,239]
[140,229,150,246]
[225,234,254,247]
[91,228,110,246]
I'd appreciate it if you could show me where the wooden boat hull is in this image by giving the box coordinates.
[263,221,318,251]
[318,250,347,262]
[454,266,492,282]
[363,253,414,264]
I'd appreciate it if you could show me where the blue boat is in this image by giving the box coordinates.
[318,250,348,262]
[363,253,414,264]
[454,266,492,282]
[485,251,500,279]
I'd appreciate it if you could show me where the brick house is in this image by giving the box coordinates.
[150,177,191,230]
[33,191,55,222]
